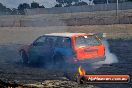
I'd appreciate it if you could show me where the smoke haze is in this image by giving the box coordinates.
[103,40,118,64]
[92,39,118,69]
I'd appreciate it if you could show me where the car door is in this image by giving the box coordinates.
[55,37,73,63]
[28,36,55,63]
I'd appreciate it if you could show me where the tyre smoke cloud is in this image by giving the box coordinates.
[102,40,118,64]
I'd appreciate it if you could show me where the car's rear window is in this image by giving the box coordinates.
[75,35,101,47]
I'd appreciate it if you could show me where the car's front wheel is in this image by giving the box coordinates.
[20,50,28,65]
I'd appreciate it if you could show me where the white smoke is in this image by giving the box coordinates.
[102,40,118,64]
[92,39,118,69]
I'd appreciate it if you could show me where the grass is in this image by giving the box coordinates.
[0,24,132,44]
[0,9,132,44]
[0,9,132,20]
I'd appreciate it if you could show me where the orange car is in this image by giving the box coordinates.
[19,33,105,66]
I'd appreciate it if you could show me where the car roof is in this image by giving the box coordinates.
[44,33,94,37]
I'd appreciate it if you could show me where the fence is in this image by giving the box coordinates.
[1,2,132,27]
[25,2,132,15]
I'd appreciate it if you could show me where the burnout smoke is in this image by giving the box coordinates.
[102,40,118,64]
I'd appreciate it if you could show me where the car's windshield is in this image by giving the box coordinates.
[75,35,101,47]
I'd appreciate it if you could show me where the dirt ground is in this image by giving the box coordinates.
[0,24,132,87]
[0,39,131,88]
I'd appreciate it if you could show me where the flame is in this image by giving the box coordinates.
[78,66,86,76]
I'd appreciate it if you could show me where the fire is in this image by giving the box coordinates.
[78,66,86,76]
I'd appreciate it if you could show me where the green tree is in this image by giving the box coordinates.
[73,1,88,6]
[0,3,12,15]
[31,2,39,8]
[18,3,30,15]
[0,3,6,11]
[39,5,45,8]
[55,4,62,7]
[11,8,18,15]
[31,2,45,8]
[93,0,107,4]
[56,0,80,7]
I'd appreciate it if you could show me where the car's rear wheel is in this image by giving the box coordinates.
[20,50,28,65]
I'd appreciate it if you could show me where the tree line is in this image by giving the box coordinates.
[0,0,131,15]
[0,2,45,15]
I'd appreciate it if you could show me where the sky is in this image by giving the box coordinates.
[0,0,92,9]
[0,0,57,8]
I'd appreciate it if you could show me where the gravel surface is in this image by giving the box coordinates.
[0,39,132,88]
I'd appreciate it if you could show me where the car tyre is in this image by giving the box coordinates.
[20,50,28,65]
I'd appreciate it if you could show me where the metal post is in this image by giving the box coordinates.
[116,0,119,16]
[106,0,109,4]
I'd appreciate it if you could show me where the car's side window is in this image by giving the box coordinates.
[56,37,71,48]
[55,37,62,47]
[33,36,46,46]
[62,37,71,48]
[46,36,57,46]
